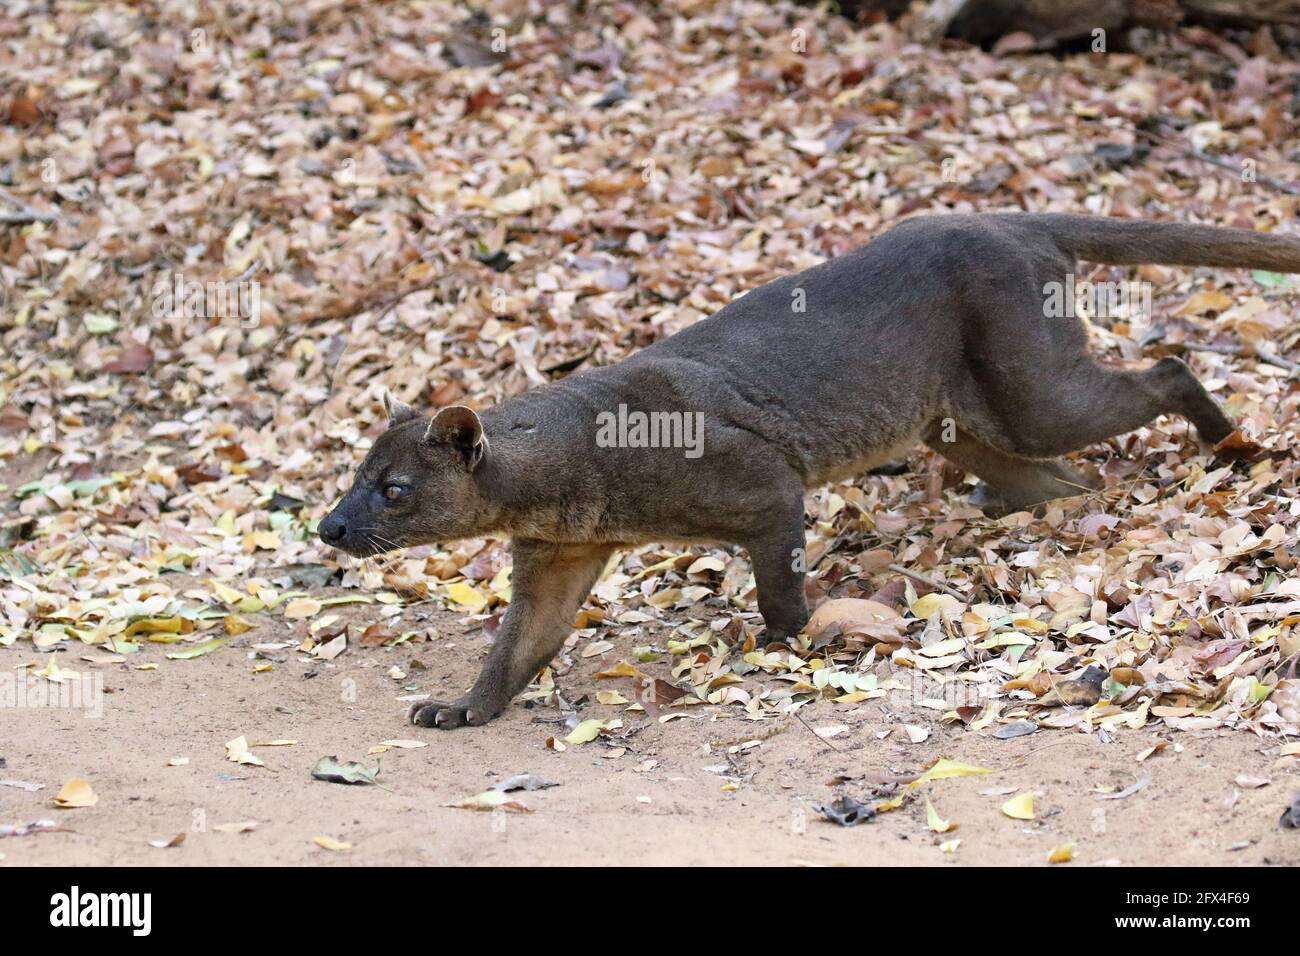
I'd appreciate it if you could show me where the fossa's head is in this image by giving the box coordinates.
[318,392,490,556]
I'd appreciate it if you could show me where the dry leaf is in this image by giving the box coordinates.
[1001,792,1035,820]
[313,835,352,851]
[53,778,97,809]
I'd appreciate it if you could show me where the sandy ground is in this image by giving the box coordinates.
[3,603,1298,868]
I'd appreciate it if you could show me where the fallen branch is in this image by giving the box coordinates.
[0,187,59,225]
[888,563,966,600]
[1188,147,1300,197]
[1129,127,1300,197]
[789,704,844,752]
[1181,341,1300,376]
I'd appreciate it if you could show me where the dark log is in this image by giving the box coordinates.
[901,0,1300,44]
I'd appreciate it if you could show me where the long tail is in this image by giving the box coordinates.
[1007,213,1300,273]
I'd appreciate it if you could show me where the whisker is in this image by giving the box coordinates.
[353,527,405,557]
[365,534,400,575]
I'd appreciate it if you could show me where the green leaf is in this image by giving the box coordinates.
[564,718,606,744]
[1252,269,1287,288]
[913,758,992,784]
[267,511,295,531]
[318,595,374,607]
[63,477,116,497]
[83,314,119,335]
[165,638,226,660]
[0,549,42,578]
[311,756,380,785]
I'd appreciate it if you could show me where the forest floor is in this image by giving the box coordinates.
[5,600,1297,866]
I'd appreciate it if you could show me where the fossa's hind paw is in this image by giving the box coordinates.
[968,481,1014,518]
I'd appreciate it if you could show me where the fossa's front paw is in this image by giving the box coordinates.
[408,696,501,729]
[753,626,803,650]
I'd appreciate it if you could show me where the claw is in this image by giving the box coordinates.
[409,697,498,730]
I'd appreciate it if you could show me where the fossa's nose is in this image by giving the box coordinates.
[318,515,347,544]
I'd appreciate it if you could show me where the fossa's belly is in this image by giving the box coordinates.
[805,434,921,487]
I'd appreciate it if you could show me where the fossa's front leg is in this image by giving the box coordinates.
[740,494,809,646]
[410,539,612,729]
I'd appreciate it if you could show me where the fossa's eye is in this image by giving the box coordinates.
[383,484,406,502]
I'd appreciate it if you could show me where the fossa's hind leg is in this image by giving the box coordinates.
[949,238,1235,458]
[936,353,1232,514]
[981,356,1234,458]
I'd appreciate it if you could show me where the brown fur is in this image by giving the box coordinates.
[318,213,1300,729]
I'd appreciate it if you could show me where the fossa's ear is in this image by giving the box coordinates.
[425,405,487,469]
[382,388,420,428]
